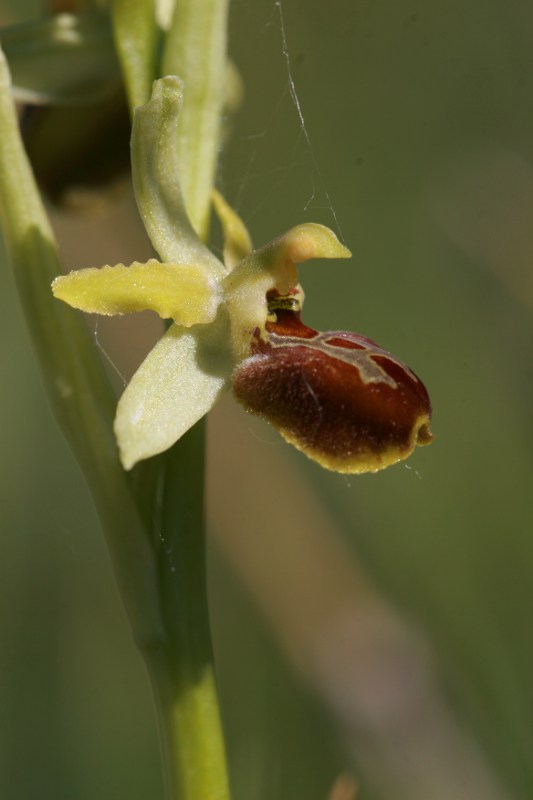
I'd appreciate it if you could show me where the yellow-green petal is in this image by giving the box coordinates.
[211,189,252,270]
[114,319,232,469]
[52,259,221,325]
[162,0,229,239]
[131,76,224,275]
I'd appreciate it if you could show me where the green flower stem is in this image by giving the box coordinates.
[112,0,158,111]
[0,48,164,644]
[113,2,232,795]
[162,0,230,239]
[144,423,230,800]
[2,0,232,791]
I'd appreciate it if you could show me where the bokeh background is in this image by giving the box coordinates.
[1,1,532,799]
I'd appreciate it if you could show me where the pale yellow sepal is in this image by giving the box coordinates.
[224,223,351,357]
[131,76,224,275]
[52,259,221,325]
[211,189,252,270]
[115,319,231,469]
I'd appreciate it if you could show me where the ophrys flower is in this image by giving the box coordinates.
[53,76,432,473]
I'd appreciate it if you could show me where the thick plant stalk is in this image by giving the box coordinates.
[112,2,232,798]
[145,424,230,800]
[1,0,233,793]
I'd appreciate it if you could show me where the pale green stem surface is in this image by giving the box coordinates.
[112,0,159,111]
[113,4,232,798]
[145,424,230,800]
[162,0,229,239]
[1,0,232,793]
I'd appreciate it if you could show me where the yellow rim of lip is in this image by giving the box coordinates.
[276,413,433,475]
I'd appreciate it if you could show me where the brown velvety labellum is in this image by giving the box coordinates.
[232,302,433,474]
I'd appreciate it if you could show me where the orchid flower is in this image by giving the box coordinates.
[52,76,432,473]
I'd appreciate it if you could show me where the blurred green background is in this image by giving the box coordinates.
[1,1,532,799]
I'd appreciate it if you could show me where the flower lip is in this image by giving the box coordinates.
[232,292,433,474]
[47,72,431,473]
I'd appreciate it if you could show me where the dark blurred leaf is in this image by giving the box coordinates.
[21,84,130,202]
[1,10,120,106]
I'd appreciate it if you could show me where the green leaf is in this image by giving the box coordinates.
[0,45,164,642]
